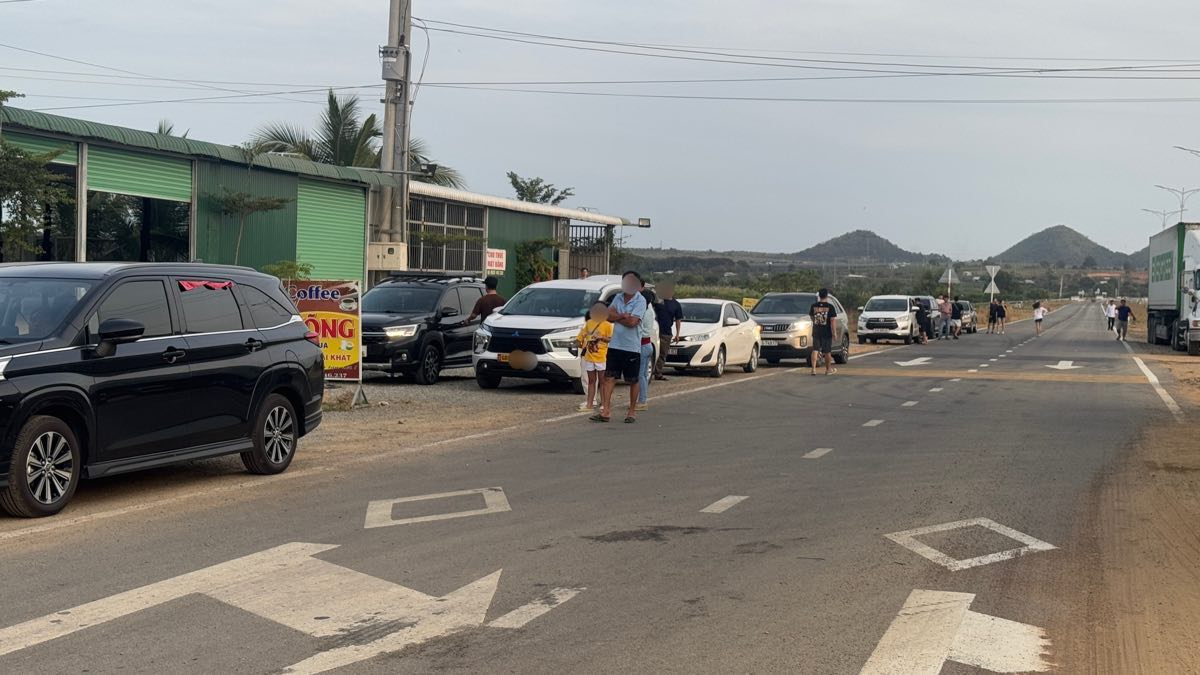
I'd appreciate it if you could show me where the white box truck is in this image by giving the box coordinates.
[1147,222,1200,354]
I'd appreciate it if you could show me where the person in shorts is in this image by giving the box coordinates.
[809,288,839,376]
[576,301,612,412]
[1033,301,1047,336]
[987,300,998,333]
[593,271,647,423]
[951,296,963,339]
[995,299,1007,334]
[1115,298,1136,341]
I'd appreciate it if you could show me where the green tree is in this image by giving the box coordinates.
[0,143,71,261]
[248,90,464,188]
[1081,255,1098,269]
[206,189,292,265]
[155,120,189,138]
[262,260,313,280]
[506,172,574,205]
[514,238,560,289]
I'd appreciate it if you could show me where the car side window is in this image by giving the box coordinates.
[243,285,294,329]
[93,280,173,339]
[441,288,462,317]
[734,305,750,322]
[722,304,736,323]
[459,286,482,316]
[178,282,243,333]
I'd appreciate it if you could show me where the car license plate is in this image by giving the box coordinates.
[498,353,510,363]
[668,348,679,356]
[763,339,780,346]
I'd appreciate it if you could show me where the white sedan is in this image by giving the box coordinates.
[664,299,762,377]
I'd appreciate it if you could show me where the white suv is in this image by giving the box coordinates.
[474,276,655,393]
[856,294,919,344]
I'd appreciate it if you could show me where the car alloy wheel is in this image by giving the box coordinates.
[263,405,295,465]
[26,431,72,506]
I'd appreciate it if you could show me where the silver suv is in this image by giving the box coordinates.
[750,292,851,366]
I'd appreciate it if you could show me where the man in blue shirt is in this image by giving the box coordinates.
[593,271,647,423]
[1115,298,1136,341]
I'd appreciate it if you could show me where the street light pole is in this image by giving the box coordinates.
[1154,184,1200,225]
[1142,208,1172,229]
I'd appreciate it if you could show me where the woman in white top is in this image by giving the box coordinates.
[636,289,657,412]
[1033,302,1047,336]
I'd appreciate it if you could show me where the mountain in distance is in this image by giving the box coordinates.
[991,225,1136,268]
[792,229,930,263]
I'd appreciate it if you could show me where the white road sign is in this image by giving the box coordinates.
[364,486,512,529]
[986,265,1001,278]
[984,281,1000,294]
[0,542,583,674]
[884,517,1057,571]
[860,589,1051,674]
[1045,360,1082,370]
[894,357,932,367]
[938,266,960,284]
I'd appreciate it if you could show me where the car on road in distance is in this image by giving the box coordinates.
[361,274,485,385]
[856,295,919,344]
[0,262,323,518]
[955,300,978,334]
[474,276,657,393]
[750,292,851,365]
[667,299,762,377]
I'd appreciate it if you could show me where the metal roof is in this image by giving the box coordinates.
[0,106,397,187]
[410,182,628,226]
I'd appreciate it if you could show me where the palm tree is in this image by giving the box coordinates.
[249,90,464,188]
[155,120,188,137]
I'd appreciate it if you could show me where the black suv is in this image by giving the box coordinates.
[361,274,486,384]
[0,262,323,517]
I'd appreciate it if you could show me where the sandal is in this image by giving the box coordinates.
[589,414,610,423]
[624,416,637,424]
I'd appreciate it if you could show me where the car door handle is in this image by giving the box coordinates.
[244,338,264,352]
[161,348,187,363]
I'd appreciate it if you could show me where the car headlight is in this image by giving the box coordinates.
[474,327,491,353]
[384,324,420,340]
[686,332,713,343]
[544,331,581,356]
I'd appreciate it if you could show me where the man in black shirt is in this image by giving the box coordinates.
[951,296,963,339]
[809,288,838,376]
[653,282,683,380]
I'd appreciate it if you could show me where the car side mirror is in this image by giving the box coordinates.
[93,318,145,357]
[441,307,460,318]
[857,306,864,312]
[724,317,741,326]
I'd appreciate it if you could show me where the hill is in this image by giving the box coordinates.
[792,229,930,264]
[992,225,1133,268]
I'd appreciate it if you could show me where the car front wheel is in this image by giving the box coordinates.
[413,343,443,385]
[0,416,81,518]
[242,393,297,475]
[743,345,759,373]
[710,346,726,378]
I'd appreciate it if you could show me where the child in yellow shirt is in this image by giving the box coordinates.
[577,301,613,411]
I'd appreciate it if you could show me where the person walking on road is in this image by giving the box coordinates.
[465,276,506,325]
[937,295,953,340]
[1115,298,1136,341]
[576,301,612,412]
[995,299,1007,334]
[593,271,647,424]
[1105,299,1117,332]
[1033,301,1047,336]
[951,296,963,339]
[987,299,998,333]
[809,288,839,376]
[653,282,683,381]
[636,286,657,412]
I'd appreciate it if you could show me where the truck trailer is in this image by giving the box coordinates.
[1147,222,1200,354]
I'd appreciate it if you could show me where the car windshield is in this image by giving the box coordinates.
[0,278,94,342]
[501,288,600,318]
[752,294,818,315]
[864,298,911,312]
[361,286,441,314]
[679,302,723,324]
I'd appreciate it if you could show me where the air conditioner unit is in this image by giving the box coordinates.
[368,242,408,271]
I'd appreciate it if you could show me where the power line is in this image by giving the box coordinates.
[32,84,377,112]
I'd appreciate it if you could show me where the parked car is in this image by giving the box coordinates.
[955,300,978,334]
[0,262,323,517]
[474,276,657,393]
[361,274,485,384]
[750,292,851,365]
[856,295,919,344]
[666,299,761,377]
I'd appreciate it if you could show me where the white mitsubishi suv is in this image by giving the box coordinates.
[856,294,919,344]
[474,275,650,393]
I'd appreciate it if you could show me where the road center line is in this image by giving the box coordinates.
[803,448,833,459]
[901,401,919,407]
[863,419,885,427]
[929,387,943,392]
[700,495,748,514]
[989,359,998,362]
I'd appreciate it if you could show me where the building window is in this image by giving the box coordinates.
[407,198,485,273]
[86,191,189,263]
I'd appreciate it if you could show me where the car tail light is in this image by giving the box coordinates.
[305,330,321,346]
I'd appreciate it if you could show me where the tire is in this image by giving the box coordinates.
[476,369,502,389]
[857,336,867,345]
[241,393,298,476]
[1173,321,1188,352]
[413,343,443,385]
[903,334,913,345]
[743,345,759,373]
[570,377,586,395]
[833,335,850,364]
[1147,315,1158,344]
[0,416,81,518]
[710,347,726,378]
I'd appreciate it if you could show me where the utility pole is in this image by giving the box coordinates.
[379,0,412,244]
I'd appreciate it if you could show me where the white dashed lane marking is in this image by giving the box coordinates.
[700,495,749,514]
[803,448,834,459]
[863,419,885,427]
[902,401,919,407]
[929,387,943,392]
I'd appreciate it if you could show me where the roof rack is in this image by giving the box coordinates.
[384,271,485,284]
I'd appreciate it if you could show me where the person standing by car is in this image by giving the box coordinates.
[653,282,683,380]
[1115,298,1136,341]
[937,295,953,340]
[809,288,839,376]
[913,297,930,344]
[1105,299,1117,332]
[636,286,657,412]
[579,267,590,279]
[594,271,647,424]
[576,301,612,412]
[465,276,506,324]
[995,299,1007,334]
[951,296,963,339]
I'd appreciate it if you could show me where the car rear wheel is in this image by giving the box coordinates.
[0,416,81,518]
[743,345,759,373]
[241,393,297,475]
[710,347,726,378]
[413,344,442,385]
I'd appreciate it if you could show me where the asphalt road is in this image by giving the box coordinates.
[0,302,1180,674]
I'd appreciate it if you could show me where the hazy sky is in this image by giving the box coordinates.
[6,0,1200,258]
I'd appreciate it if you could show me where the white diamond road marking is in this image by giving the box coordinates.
[884,517,1057,571]
[364,487,512,529]
[860,589,1052,674]
[803,448,834,459]
[863,419,885,427]
[902,401,919,407]
[700,495,748,513]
